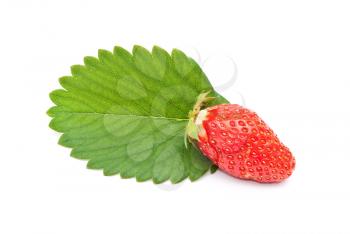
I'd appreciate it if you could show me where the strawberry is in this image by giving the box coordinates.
[186,93,295,183]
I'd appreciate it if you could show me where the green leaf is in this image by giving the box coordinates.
[48,45,228,184]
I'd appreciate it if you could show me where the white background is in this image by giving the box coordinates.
[1,0,349,233]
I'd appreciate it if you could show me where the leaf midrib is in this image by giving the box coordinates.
[57,111,189,122]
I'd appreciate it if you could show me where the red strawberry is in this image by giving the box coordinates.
[186,94,295,183]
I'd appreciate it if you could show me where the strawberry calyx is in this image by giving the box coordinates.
[184,91,215,148]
